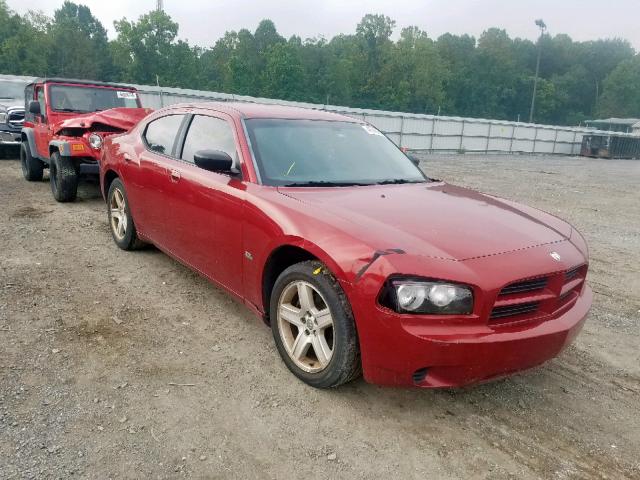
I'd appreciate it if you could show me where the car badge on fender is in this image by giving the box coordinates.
[550,252,561,261]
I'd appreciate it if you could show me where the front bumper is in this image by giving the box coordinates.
[358,286,591,387]
[347,240,592,388]
[0,129,21,145]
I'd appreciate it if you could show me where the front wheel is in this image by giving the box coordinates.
[107,178,145,251]
[50,151,78,202]
[270,261,361,388]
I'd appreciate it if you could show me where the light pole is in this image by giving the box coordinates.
[529,19,547,123]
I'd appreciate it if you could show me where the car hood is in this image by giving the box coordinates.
[0,100,24,110]
[278,182,572,261]
[52,107,152,134]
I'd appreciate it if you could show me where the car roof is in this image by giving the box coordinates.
[168,102,361,122]
[28,78,137,91]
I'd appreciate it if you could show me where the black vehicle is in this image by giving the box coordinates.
[0,77,32,157]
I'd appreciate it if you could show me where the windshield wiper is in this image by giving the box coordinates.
[373,179,426,185]
[281,181,369,187]
[55,108,88,113]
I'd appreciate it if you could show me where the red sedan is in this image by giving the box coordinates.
[99,103,592,389]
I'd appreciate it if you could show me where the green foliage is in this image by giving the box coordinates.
[598,55,640,117]
[261,42,304,100]
[48,1,111,79]
[0,1,637,124]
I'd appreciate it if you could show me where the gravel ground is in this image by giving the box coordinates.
[1,153,639,479]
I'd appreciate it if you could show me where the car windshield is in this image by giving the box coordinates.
[49,85,139,113]
[0,80,27,100]
[245,119,427,186]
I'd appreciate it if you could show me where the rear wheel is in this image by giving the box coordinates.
[107,178,145,250]
[20,142,44,181]
[270,261,361,388]
[50,151,78,202]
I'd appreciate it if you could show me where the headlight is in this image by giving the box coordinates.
[88,133,103,150]
[0,112,6,124]
[384,279,473,314]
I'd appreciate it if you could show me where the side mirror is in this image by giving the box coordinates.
[28,100,41,115]
[194,149,233,173]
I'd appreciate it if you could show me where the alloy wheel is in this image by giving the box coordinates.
[109,188,128,240]
[277,280,334,373]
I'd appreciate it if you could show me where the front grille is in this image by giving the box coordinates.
[489,264,587,325]
[565,266,581,281]
[500,277,547,295]
[7,109,24,128]
[490,301,540,319]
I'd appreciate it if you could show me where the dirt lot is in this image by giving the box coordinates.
[1,154,639,479]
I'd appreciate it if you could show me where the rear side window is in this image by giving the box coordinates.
[143,114,185,156]
[24,84,34,121]
[180,115,237,164]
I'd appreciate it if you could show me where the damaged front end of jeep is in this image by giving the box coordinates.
[51,107,152,162]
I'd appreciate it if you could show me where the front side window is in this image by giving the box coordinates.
[48,85,140,113]
[181,115,237,164]
[37,87,46,120]
[245,119,426,187]
[143,115,185,156]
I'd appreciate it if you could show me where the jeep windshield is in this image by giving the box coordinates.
[49,85,139,113]
[245,119,427,187]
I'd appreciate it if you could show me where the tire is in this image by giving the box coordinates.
[50,151,78,202]
[270,260,361,388]
[107,178,145,251]
[20,142,44,181]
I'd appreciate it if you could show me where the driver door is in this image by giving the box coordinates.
[166,113,246,295]
[33,86,49,157]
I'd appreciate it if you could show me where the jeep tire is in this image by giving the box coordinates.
[20,142,44,181]
[50,151,79,202]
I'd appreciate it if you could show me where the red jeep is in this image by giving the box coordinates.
[20,78,151,202]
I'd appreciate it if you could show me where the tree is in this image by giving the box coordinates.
[355,14,396,107]
[470,28,524,120]
[436,33,476,116]
[47,2,112,79]
[112,10,199,88]
[598,55,640,117]
[261,42,304,100]
[226,29,260,95]
[378,27,448,113]
[0,2,52,76]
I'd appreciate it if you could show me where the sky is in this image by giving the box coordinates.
[8,0,640,50]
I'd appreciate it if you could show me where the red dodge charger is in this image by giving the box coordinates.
[99,102,592,389]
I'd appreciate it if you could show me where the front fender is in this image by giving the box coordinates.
[21,127,41,160]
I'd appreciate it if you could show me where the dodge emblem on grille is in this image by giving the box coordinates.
[550,252,561,261]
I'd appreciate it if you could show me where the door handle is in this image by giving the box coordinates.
[170,169,181,182]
